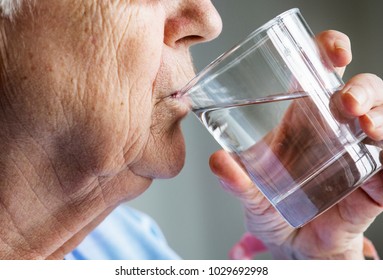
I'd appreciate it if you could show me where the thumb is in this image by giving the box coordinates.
[209,150,273,215]
[209,149,259,202]
[209,149,294,245]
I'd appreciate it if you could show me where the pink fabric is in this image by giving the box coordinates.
[229,233,267,260]
[363,236,380,260]
[229,234,379,260]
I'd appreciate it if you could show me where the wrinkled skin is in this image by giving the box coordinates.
[1,0,381,261]
[210,31,383,259]
[0,0,222,259]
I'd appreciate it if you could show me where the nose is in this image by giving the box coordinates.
[164,0,223,48]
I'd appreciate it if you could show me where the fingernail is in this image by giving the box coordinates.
[366,112,383,129]
[342,86,367,106]
[335,39,350,52]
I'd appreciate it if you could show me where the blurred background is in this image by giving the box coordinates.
[128,0,383,259]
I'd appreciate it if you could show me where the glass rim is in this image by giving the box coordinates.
[181,8,301,94]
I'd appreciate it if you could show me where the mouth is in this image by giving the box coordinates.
[165,88,190,103]
[170,90,184,99]
[158,89,192,120]
[172,90,192,108]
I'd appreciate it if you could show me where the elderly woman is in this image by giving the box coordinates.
[0,0,382,260]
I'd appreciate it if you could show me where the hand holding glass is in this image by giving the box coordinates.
[182,9,382,227]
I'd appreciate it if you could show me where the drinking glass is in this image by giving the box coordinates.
[182,8,383,227]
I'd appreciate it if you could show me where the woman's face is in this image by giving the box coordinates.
[2,1,222,186]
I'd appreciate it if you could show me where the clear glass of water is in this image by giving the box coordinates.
[182,8,383,227]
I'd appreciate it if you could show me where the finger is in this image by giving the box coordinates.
[209,150,291,244]
[340,74,383,116]
[336,173,383,229]
[359,106,383,141]
[360,172,383,208]
[319,190,378,237]
[209,149,254,196]
[330,73,383,129]
[209,150,269,207]
[316,30,352,77]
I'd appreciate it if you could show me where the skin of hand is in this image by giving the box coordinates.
[210,30,383,259]
[0,0,222,259]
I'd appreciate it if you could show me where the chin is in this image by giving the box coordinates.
[133,126,187,179]
[160,133,186,179]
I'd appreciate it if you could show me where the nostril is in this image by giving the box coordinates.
[175,35,204,46]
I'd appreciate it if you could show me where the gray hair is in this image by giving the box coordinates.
[0,0,23,18]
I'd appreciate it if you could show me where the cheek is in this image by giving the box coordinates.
[113,8,165,134]
[118,7,165,94]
